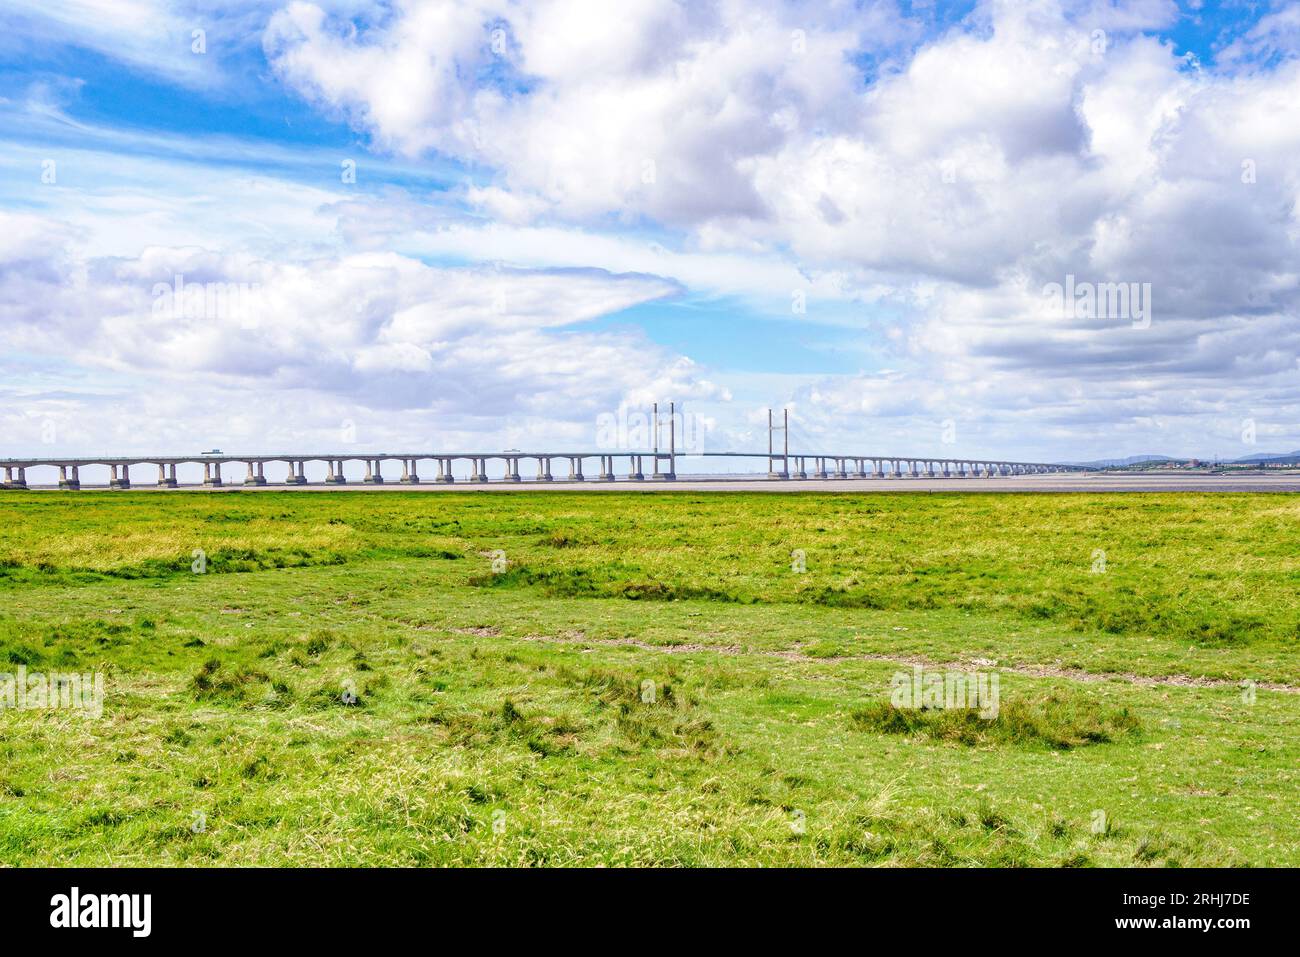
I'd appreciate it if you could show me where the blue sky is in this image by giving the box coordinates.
[2,0,1299,464]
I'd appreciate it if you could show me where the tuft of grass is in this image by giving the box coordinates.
[849,690,1141,749]
[190,659,274,703]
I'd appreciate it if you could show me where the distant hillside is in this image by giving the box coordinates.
[1066,454,1176,468]
[1227,450,1300,465]
[1062,450,1300,468]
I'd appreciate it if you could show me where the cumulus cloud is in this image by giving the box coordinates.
[0,217,732,451]
[5,0,1300,460]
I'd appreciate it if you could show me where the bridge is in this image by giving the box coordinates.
[0,450,1091,489]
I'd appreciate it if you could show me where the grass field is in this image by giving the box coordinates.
[0,490,1296,866]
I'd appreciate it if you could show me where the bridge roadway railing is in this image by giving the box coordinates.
[0,451,1094,488]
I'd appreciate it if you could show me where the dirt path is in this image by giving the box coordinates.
[494,629,1300,694]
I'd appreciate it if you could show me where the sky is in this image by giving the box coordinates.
[1,0,1299,465]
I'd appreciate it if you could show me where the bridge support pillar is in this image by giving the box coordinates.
[504,458,522,482]
[158,463,178,488]
[4,466,26,488]
[535,457,552,482]
[110,464,131,489]
[286,461,306,485]
[59,465,80,490]
[598,456,614,481]
[926,461,937,478]
[832,458,847,479]
[435,458,454,483]
[245,461,267,486]
[204,462,223,487]
[399,459,420,484]
[470,457,488,482]
[363,459,383,484]
[627,455,643,481]
[890,460,903,478]
[851,459,867,479]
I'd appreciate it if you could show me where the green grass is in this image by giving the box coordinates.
[849,690,1142,749]
[0,490,1296,866]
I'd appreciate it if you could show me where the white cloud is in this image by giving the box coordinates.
[1,0,261,87]
[0,217,729,451]
[5,0,1300,460]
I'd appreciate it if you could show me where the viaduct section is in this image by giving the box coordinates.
[1,406,1093,489]
[0,452,1090,489]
